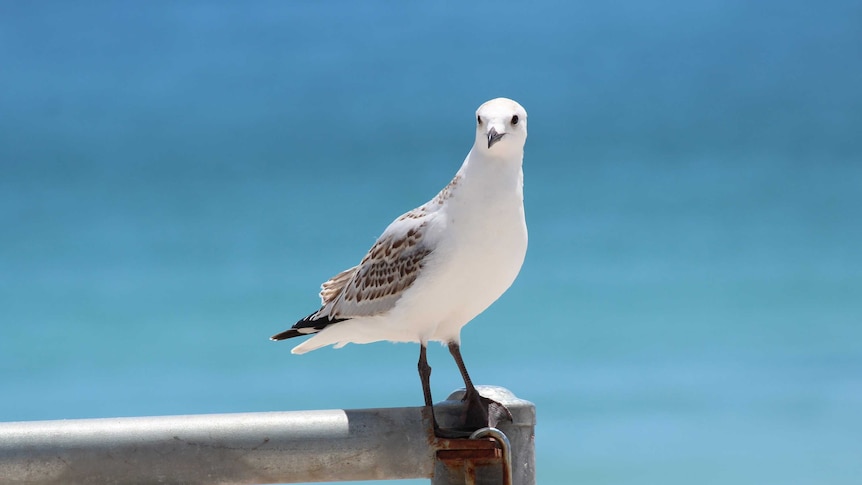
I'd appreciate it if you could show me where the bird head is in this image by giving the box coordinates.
[474,98,528,157]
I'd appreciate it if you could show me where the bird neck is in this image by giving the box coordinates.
[462,147,523,180]
[455,148,525,202]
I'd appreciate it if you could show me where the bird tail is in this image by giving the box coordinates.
[269,312,348,341]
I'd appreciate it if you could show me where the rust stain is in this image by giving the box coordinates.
[422,406,507,479]
[437,447,501,462]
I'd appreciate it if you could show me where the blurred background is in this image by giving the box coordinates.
[1,1,860,484]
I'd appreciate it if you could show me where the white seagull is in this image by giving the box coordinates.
[272,98,528,435]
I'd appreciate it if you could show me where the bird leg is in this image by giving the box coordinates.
[419,344,464,438]
[448,342,512,431]
[419,342,512,438]
[418,344,434,408]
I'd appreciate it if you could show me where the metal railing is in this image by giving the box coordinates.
[0,386,534,485]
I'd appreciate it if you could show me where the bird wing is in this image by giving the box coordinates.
[315,209,435,319]
[319,266,359,306]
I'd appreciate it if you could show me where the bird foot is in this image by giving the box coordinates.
[433,390,513,438]
[433,422,474,439]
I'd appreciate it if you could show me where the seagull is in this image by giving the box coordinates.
[271,98,528,436]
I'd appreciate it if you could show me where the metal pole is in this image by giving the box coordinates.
[0,387,535,485]
[0,407,436,484]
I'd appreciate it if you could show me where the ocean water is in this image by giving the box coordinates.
[1,1,861,484]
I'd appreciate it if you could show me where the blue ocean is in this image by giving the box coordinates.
[1,2,860,484]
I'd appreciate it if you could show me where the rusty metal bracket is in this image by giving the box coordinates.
[432,427,512,485]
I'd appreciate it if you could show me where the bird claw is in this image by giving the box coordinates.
[482,395,514,428]
[433,423,474,439]
[433,392,513,438]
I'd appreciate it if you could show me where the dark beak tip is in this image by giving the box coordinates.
[488,130,505,148]
[487,128,505,148]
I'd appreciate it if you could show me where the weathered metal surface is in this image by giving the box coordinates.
[0,386,536,484]
[0,407,435,484]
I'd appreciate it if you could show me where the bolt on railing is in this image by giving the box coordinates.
[0,386,534,485]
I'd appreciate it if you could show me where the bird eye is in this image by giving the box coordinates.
[511,115,519,125]
[477,115,482,125]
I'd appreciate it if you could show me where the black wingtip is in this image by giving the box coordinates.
[271,312,349,342]
[270,329,304,341]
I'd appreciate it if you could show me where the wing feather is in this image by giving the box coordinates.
[314,214,433,320]
[319,266,359,306]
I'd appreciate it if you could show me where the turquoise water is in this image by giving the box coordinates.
[2,2,861,484]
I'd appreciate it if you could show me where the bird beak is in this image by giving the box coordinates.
[487,127,505,148]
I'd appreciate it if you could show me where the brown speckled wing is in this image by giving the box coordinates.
[324,222,433,319]
[319,266,359,306]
